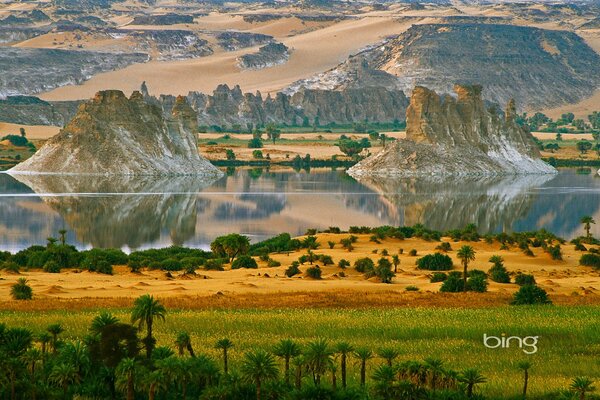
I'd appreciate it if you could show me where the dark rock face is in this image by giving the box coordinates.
[238,42,290,70]
[0,97,80,127]
[361,23,600,109]
[144,83,409,126]
[130,13,194,25]
[349,85,556,177]
[215,31,273,51]
[0,48,148,97]
[10,90,223,177]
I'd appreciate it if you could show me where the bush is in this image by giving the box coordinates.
[467,275,488,292]
[285,262,300,277]
[160,258,183,271]
[511,285,552,305]
[547,245,562,260]
[11,278,32,300]
[231,255,258,269]
[373,258,395,283]
[327,241,335,249]
[43,261,61,273]
[514,273,536,286]
[128,259,141,273]
[408,249,417,256]
[180,257,205,269]
[251,149,264,159]
[267,258,281,268]
[489,264,511,283]
[416,253,453,271]
[354,257,374,273]
[205,259,225,271]
[405,285,419,292]
[580,253,600,269]
[305,266,322,279]
[248,138,263,149]
[338,259,350,269]
[95,260,113,275]
[430,272,448,283]
[1,261,20,273]
[440,272,464,292]
[435,242,452,252]
[2,134,28,146]
[318,254,334,266]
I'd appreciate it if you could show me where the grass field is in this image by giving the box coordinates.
[2,305,598,397]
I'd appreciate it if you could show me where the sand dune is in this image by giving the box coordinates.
[0,122,59,140]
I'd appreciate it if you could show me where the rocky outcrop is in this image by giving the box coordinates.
[9,90,223,177]
[0,96,80,127]
[348,85,556,177]
[0,48,148,97]
[238,42,290,70]
[215,31,273,51]
[130,13,194,25]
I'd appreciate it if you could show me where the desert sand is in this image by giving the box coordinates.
[1,234,598,307]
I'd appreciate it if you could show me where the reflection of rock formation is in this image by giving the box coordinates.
[358,174,555,233]
[10,174,221,249]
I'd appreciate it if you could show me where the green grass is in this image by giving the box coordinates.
[1,306,598,397]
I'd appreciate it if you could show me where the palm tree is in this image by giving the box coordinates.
[570,377,596,400]
[38,332,52,364]
[392,255,400,273]
[50,363,79,399]
[116,358,137,400]
[175,331,195,357]
[459,368,486,398]
[90,311,119,334]
[372,364,396,400]
[292,355,305,390]
[47,323,64,353]
[581,216,596,239]
[354,347,373,387]
[377,347,399,367]
[329,363,338,390]
[273,339,301,386]
[335,342,354,389]
[130,294,166,359]
[146,370,166,400]
[47,237,58,247]
[304,339,334,386]
[215,338,233,374]
[240,349,279,400]
[517,361,532,399]
[58,229,67,245]
[457,245,476,291]
[61,340,89,378]
[425,358,444,391]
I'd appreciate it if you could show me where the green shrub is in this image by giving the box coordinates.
[128,259,141,273]
[580,253,600,269]
[305,266,322,279]
[435,242,452,252]
[511,285,552,305]
[231,255,258,269]
[373,258,395,283]
[318,254,334,266]
[160,258,183,271]
[285,262,300,277]
[205,259,225,271]
[327,241,336,249]
[430,272,447,283]
[354,257,374,273]
[95,260,113,275]
[338,259,350,269]
[405,285,419,292]
[180,257,205,269]
[489,264,511,283]
[43,261,61,273]
[547,245,562,260]
[440,272,464,292]
[11,278,32,300]
[267,259,281,268]
[416,253,453,271]
[248,138,263,149]
[408,249,417,256]
[467,275,488,292]
[2,261,20,273]
[514,273,536,286]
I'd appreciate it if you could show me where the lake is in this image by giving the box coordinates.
[0,167,598,252]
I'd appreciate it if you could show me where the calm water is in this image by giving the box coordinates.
[0,168,598,252]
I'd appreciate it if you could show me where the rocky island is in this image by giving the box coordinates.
[8,90,223,177]
[348,85,557,177]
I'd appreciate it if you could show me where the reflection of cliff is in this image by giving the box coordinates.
[10,174,220,248]
[357,174,555,233]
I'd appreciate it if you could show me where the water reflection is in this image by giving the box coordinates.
[0,168,598,251]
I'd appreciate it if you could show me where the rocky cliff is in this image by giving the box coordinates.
[9,90,223,177]
[348,85,556,177]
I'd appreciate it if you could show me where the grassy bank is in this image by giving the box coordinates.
[1,306,598,397]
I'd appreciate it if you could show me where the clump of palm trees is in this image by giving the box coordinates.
[0,294,596,400]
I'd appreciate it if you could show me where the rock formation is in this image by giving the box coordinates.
[9,90,224,177]
[238,42,290,70]
[348,85,556,177]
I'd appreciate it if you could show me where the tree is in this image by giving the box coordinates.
[581,216,595,239]
[225,149,236,160]
[116,358,137,400]
[425,358,444,391]
[130,294,166,359]
[90,312,119,335]
[392,254,400,273]
[273,339,301,386]
[215,338,233,374]
[354,347,373,386]
[211,234,250,263]
[459,369,486,398]
[23,348,41,400]
[338,139,365,157]
[517,361,531,399]
[374,258,395,283]
[11,278,32,300]
[47,323,64,354]
[175,331,195,357]
[577,141,593,154]
[145,370,166,400]
[266,123,281,144]
[304,339,334,386]
[377,348,399,367]
[58,229,67,245]
[335,342,354,389]
[240,349,279,400]
[457,245,476,292]
[511,285,552,305]
[50,363,79,399]
[19,127,26,137]
[570,377,596,400]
